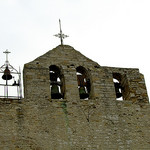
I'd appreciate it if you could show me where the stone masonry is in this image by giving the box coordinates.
[0,45,150,150]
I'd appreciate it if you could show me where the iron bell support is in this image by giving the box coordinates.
[0,50,22,99]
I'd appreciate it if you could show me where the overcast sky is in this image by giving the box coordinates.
[0,0,150,98]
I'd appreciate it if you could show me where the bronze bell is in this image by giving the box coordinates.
[2,66,12,80]
[51,84,62,99]
[79,86,89,99]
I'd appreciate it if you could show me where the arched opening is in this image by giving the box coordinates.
[113,73,123,100]
[49,65,64,99]
[76,66,91,99]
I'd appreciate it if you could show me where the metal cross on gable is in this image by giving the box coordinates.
[54,19,69,45]
[3,49,11,66]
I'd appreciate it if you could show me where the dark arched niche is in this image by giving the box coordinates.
[76,66,91,99]
[113,73,123,100]
[49,65,64,99]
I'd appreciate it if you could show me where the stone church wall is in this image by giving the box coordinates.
[0,98,150,149]
[0,45,149,149]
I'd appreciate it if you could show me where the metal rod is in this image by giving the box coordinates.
[59,19,63,45]
[0,84,19,86]
[0,72,21,74]
[19,68,22,99]
[6,75,8,98]
[0,96,21,99]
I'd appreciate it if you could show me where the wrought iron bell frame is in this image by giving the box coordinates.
[0,51,22,99]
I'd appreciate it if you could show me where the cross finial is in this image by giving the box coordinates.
[54,19,69,45]
[3,49,11,65]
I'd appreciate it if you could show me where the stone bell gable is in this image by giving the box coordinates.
[23,44,149,104]
[23,45,100,100]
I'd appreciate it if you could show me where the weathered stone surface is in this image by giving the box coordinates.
[0,45,149,149]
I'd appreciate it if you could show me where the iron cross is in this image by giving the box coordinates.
[54,19,69,45]
[3,49,11,65]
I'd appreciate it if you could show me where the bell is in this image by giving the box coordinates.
[51,84,62,99]
[79,86,89,99]
[2,66,12,80]
[77,75,86,86]
[114,82,122,98]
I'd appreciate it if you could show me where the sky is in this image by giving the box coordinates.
[0,0,150,98]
